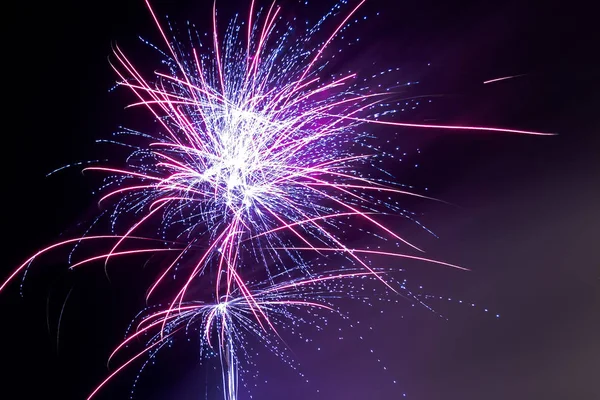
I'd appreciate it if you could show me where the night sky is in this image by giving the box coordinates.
[2,0,599,399]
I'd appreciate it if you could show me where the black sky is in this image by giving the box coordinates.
[2,0,599,399]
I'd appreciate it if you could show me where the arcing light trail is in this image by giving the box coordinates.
[483,74,527,84]
[1,0,551,398]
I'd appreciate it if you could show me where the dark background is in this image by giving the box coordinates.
[2,0,598,399]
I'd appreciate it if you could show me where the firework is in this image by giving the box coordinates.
[1,0,551,398]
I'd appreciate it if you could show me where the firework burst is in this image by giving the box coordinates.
[1,0,552,398]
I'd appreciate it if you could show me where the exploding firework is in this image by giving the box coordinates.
[1,0,552,398]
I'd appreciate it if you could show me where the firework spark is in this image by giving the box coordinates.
[483,74,527,84]
[1,0,551,398]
